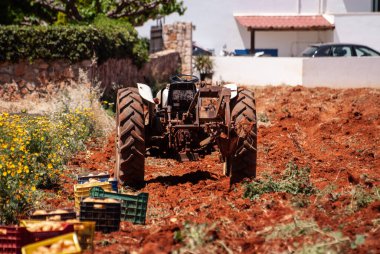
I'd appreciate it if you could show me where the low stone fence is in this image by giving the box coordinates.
[0,50,179,101]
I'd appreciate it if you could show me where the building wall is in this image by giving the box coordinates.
[212,56,380,88]
[137,0,374,55]
[255,31,333,56]
[333,13,380,51]
[325,0,372,13]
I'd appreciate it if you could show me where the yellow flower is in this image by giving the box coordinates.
[48,163,53,169]
[2,171,6,177]
[31,186,36,191]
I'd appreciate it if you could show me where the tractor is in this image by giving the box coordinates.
[115,74,257,188]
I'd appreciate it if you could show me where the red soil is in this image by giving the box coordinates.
[54,86,379,253]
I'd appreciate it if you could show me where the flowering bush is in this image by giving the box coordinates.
[0,109,95,224]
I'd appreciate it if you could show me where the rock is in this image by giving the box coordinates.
[18,80,27,88]
[63,67,75,79]
[25,92,39,101]
[12,93,21,101]
[26,83,36,91]
[347,171,360,185]
[7,82,18,93]
[46,83,55,93]
[20,87,29,95]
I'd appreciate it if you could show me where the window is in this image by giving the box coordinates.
[354,46,380,56]
[332,46,352,57]
[374,0,380,12]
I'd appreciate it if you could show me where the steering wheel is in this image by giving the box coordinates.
[170,74,199,84]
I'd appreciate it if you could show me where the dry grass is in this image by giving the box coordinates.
[0,70,114,138]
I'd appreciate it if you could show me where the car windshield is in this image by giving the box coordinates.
[301,46,318,57]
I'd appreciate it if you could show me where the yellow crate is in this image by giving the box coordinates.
[67,221,95,251]
[20,220,95,251]
[74,182,112,210]
[21,233,81,254]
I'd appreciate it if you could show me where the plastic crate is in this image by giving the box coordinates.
[21,233,81,254]
[90,186,148,224]
[79,199,121,233]
[21,220,94,251]
[67,221,95,251]
[74,182,112,210]
[78,173,118,193]
[30,208,76,221]
[77,173,110,184]
[19,221,74,242]
[0,226,32,254]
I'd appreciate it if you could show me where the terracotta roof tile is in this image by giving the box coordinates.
[235,15,334,30]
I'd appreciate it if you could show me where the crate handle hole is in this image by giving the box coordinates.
[94,204,105,209]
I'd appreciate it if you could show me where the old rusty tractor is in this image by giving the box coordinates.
[115,74,257,188]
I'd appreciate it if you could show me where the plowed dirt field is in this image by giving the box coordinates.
[52,86,379,253]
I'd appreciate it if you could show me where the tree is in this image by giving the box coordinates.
[27,0,185,26]
[0,0,55,25]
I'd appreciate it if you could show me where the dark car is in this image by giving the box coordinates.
[301,43,380,57]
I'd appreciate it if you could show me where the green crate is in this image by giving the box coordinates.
[90,186,148,225]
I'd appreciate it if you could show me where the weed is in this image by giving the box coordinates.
[349,185,379,212]
[258,112,270,123]
[173,222,217,253]
[314,183,339,204]
[291,194,311,208]
[261,218,352,254]
[264,218,316,240]
[244,161,316,200]
[350,234,365,249]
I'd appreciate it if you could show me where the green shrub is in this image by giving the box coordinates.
[0,22,148,64]
[244,161,316,200]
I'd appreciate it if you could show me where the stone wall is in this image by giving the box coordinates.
[163,22,193,74]
[0,50,179,101]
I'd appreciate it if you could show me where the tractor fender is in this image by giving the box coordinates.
[224,83,238,99]
[156,87,169,107]
[137,83,155,104]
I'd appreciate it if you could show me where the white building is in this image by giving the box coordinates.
[137,0,380,57]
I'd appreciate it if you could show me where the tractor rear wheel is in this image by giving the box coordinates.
[116,87,145,188]
[225,88,257,184]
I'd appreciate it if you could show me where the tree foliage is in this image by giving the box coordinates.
[0,0,185,26]
[0,0,55,25]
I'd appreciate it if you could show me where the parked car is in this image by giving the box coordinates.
[301,43,380,57]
